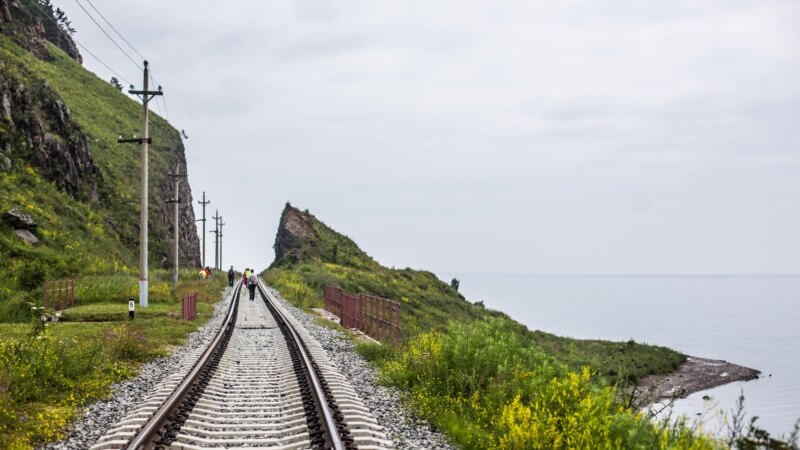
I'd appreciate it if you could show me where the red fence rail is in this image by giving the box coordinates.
[43,279,75,310]
[324,285,401,346]
[182,293,197,320]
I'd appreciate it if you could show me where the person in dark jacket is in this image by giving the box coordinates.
[227,266,235,287]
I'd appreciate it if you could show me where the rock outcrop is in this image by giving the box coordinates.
[154,146,201,268]
[273,203,319,265]
[3,208,37,229]
[0,3,201,269]
[0,70,97,199]
[0,0,81,63]
[272,203,379,270]
[14,229,38,245]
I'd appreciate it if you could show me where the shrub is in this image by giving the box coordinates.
[380,318,725,450]
[0,315,107,447]
[102,323,152,361]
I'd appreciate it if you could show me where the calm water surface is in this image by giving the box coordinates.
[439,274,800,437]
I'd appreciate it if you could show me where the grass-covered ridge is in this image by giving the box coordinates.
[263,204,798,449]
[264,204,684,383]
[0,33,191,319]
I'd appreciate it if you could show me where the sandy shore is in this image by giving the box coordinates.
[636,356,760,403]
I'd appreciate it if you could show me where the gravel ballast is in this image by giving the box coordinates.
[40,287,234,450]
[41,285,455,450]
[265,286,455,450]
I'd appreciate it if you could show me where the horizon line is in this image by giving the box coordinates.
[434,272,800,277]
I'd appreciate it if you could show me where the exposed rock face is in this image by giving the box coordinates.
[0,69,97,200]
[3,208,37,229]
[154,143,201,268]
[0,0,82,63]
[0,3,201,270]
[273,204,318,265]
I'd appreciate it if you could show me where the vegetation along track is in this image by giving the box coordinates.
[90,278,392,449]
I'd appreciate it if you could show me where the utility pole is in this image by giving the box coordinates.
[211,209,221,271]
[118,61,162,308]
[167,166,187,283]
[197,192,210,268]
[218,218,225,270]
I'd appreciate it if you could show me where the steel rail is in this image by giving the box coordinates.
[125,281,242,450]
[255,277,346,450]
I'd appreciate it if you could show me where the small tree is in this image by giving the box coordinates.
[450,278,460,291]
[54,7,76,34]
[109,77,124,91]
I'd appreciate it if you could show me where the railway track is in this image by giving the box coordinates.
[90,279,393,449]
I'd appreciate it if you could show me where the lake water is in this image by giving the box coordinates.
[438,273,800,438]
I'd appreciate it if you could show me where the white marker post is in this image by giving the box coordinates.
[128,299,135,320]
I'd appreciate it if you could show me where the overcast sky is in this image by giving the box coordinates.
[56,0,799,275]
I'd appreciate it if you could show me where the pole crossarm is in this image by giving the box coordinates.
[119,60,160,307]
[128,89,163,103]
[118,137,152,144]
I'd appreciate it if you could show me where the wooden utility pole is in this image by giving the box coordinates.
[197,192,210,267]
[167,167,187,283]
[118,61,162,308]
[211,209,221,270]
[218,218,225,270]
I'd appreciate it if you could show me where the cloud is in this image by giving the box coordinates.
[58,0,800,273]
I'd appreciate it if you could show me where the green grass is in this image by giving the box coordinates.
[0,273,227,448]
[379,318,722,449]
[0,33,187,315]
[262,205,800,449]
[262,259,684,385]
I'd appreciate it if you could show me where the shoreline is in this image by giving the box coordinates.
[313,307,762,405]
[636,356,760,403]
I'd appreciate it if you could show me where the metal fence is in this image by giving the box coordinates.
[182,292,197,320]
[43,279,75,310]
[324,285,401,346]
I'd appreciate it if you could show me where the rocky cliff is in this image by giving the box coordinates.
[0,0,81,63]
[0,63,96,198]
[0,1,200,285]
[272,203,379,270]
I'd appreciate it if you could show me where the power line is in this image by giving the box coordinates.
[75,0,172,124]
[73,0,141,71]
[27,0,175,126]
[25,0,133,86]
[83,0,146,61]
[75,41,133,87]
[149,71,170,122]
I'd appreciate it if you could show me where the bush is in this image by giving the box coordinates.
[102,323,152,361]
[0,313,107,447]
[380,318,724,450]
[18,258,49,291]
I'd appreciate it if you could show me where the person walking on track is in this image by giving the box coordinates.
[227,266,235,287]
[248,272,257,301]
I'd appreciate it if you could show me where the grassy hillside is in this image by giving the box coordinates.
[264,204,684,382]
[264,205,798,449]
[0,33,190,319]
